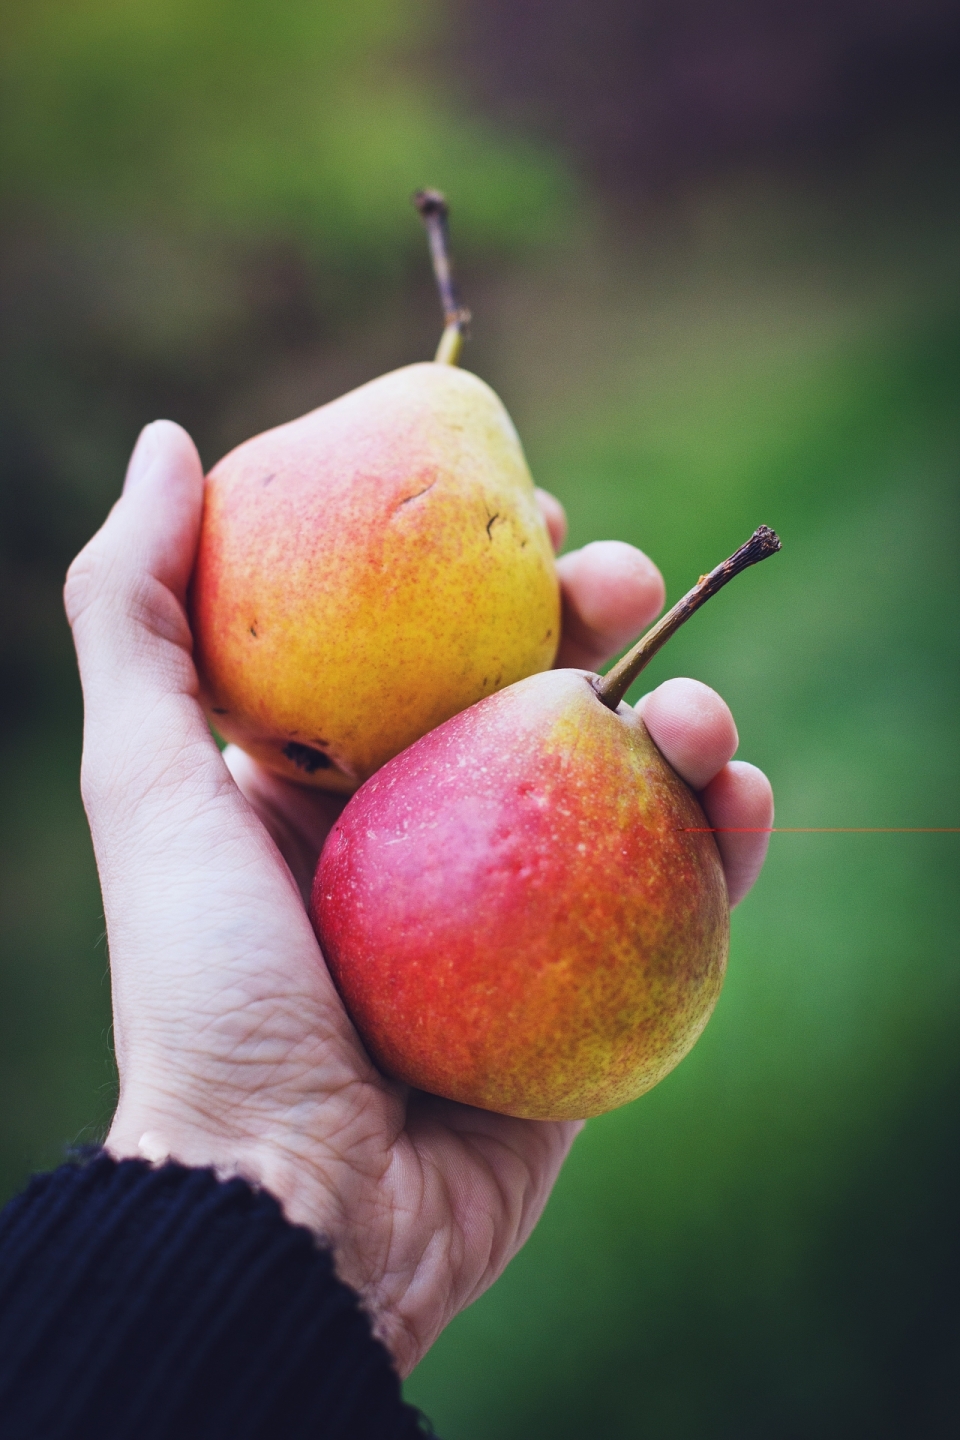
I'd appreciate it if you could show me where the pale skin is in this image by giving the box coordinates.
[65,420,774,1378]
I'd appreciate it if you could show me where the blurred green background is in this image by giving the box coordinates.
[1,2,958,1435]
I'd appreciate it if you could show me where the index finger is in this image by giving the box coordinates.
[555,542,665,671]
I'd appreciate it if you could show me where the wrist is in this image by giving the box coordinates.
[105,1094,345,1244]
[106,1100,418,1370]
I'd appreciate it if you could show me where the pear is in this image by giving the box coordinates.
[190,193,559,792]
[311,528,780,1120]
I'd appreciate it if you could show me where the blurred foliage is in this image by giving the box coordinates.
[1,1,959,1436]
[0,0,566,263]
[455,0,960,195]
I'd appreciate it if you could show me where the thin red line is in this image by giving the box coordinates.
[682,827,960,833]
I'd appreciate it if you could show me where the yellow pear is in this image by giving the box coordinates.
[191,191,559,791]
[191,358,559,790]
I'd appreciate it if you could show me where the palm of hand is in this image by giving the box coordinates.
[144,744,577,1375]
[68,421,772,1375]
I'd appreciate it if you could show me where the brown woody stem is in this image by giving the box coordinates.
[413,189,471,364]
[596,526,782,711]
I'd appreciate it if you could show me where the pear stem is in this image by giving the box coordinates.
[414,189,471,365]
[596,526,782,711]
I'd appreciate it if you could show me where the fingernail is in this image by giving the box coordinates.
[123,422,162,494]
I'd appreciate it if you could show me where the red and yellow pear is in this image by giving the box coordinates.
[311,529,781,1120]
[190,193,559,792]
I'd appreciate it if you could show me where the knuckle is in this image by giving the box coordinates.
[127,571,194,651]
[77,752,105,818]
[63,542,105,628]
[66,538,192,655]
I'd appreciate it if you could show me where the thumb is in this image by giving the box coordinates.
[64,420,222,826]
[66,420,203,685]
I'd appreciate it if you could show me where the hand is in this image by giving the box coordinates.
[65,420,773,1376]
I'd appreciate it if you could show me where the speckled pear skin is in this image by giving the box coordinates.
[312,670,729,1121]
[191,362,559,792]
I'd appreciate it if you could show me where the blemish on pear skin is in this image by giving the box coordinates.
[212,708,228,716]
[261,473,275,487]
[396,481,437,509]
[485,512,500,539]
[249,624,258,638]
[283,741,332,774]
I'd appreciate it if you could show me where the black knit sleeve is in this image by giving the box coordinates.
[0,1152,432,1440]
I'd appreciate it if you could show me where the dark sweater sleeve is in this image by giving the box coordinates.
[0,1152,432,1440]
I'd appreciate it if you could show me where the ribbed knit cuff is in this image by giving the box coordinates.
[0,1153,431,1440]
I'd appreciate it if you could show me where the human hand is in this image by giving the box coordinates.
[65,420,773,1375]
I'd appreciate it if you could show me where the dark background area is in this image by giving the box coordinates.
[1,2,959,1435]
[457,0,960,191]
